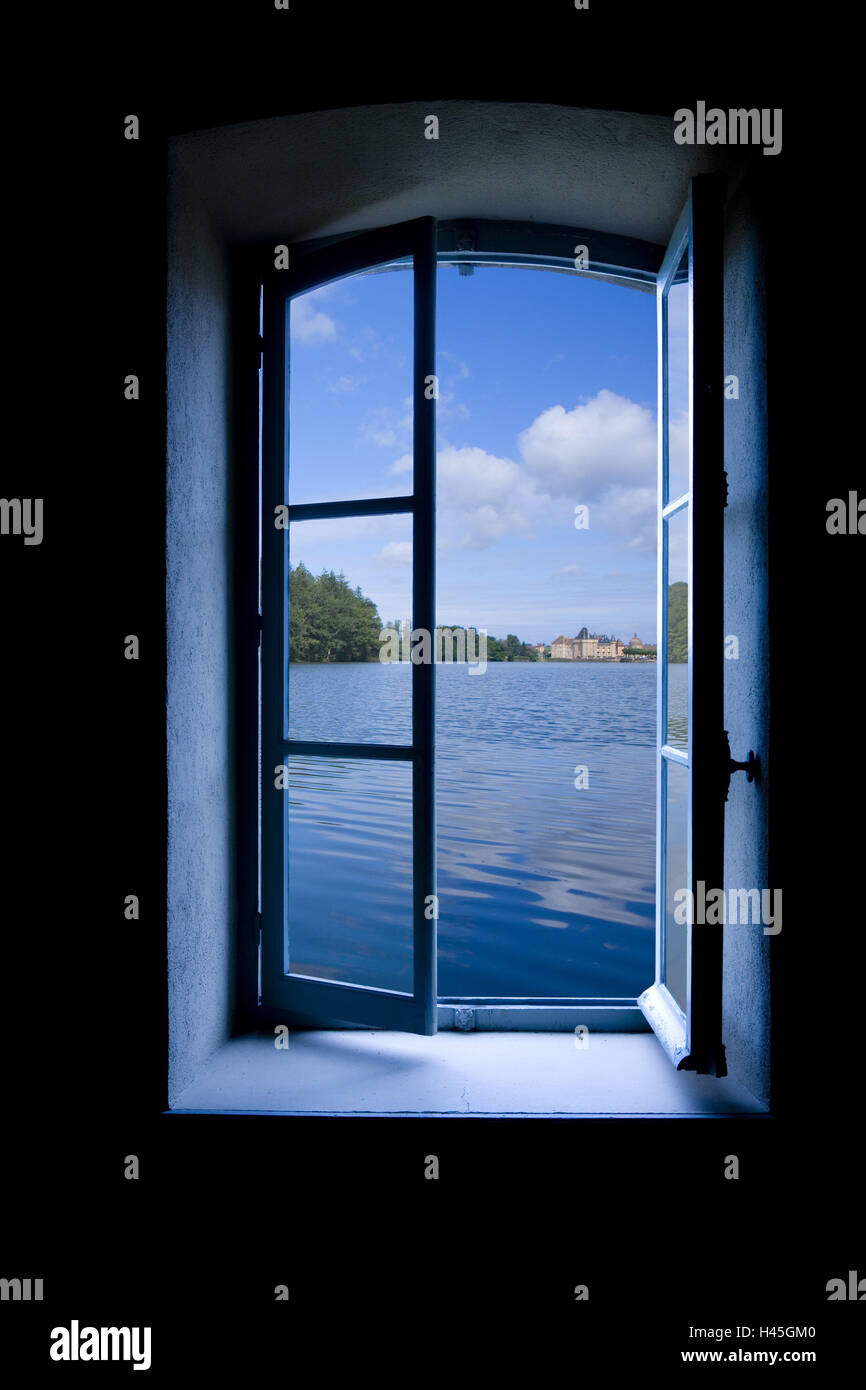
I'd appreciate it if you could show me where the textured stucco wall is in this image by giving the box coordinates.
[166,158,233,1104]
[168,101,732,248]
[721,167,771,1106]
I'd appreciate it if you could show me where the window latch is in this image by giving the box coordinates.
[723,729,758,801]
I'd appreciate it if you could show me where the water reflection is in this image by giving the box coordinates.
[667,663,688,752]
[287,662,657,998]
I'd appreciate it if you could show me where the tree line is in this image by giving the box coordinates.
[289,564,541,662]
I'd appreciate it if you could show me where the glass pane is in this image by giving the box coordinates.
[288,264,413,504]
[288,517,412,745]
[665,504,689,752]
[287,756,413,992]
[665,247,690,504]
[433,261,658,998]
[663,757,689,1014]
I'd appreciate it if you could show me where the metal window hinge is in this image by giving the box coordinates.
[256,913,262,1006]
[456,223,476,277]
[723,729,758,802]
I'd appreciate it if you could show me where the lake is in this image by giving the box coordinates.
[285,660,679,1000]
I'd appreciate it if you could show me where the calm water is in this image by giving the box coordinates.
[284,661,686,999]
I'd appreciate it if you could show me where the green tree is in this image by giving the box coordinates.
[667,581,688,663]
[289,563,383,662]
[437,626,539,661]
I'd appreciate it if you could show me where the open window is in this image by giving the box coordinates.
[257,198,729,1058]
[637,174,728,1075]
[260,218,438,1034]
[165,104,774,1115]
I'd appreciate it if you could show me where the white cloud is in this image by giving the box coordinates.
[290,514,408,547]
[384,389,665,555]
[393,444,548,549]
[438,391,470,423]
[438,444,520,508]
[361,404,413,450]
[436,445,548,551]
[596,483,658,554]
[668,413,690,498]
[375,541,412,566]
[327,374,364,394]
[518,389,659,552]
[518,389,656,498]
[438,349,470,381]
[368,427,399,446]
[348,324,389,362]
[291,296,337,345]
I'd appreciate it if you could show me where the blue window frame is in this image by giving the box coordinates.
[638,175,728,1075]
[260,218,438,1034]
[250,200,727,1054]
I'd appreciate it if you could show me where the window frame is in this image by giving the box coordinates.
[637,174,728,1075]
[257,217,438,1034]
[236,216,720,1036]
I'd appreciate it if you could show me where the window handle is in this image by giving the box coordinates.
[723,730,758,801]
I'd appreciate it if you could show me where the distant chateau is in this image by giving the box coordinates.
[547,628,657,661]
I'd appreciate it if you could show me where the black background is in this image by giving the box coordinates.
[1,0,862,1371]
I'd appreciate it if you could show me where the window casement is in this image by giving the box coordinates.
[246,185,729,1066]
[637,174,728,1076]
[260,217,438,1034]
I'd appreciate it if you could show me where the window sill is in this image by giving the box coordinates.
[168,1031,769,1117]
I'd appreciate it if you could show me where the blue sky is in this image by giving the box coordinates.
[287,262,671,645]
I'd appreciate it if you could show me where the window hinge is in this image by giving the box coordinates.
[256,913,262,1006]
[456,222,477,277]
[257,612,262,646]
[723,729,758,802]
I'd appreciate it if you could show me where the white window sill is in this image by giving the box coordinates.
[169,1031,768,1117]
